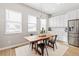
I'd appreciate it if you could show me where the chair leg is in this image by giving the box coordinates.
[41,48,44,56]
[35,43,38,54]
[41,46,48,56]
[45,46,48,56]
[45,40,48,45]
[32,43,33,49]
[55,43,57,49]
[53,44,54,51]
[45,41,49,56]
[35,43,37,49]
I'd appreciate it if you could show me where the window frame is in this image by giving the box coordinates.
[28,15,37,32]
[40,19,47,31]
[5,9,22,34]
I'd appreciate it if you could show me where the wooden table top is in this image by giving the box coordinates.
[24,34,53,43]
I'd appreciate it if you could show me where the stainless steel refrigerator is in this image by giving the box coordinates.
[68,19,79,47]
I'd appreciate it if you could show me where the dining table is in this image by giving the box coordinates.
[24,33,54,55]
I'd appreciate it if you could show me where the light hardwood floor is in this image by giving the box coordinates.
[0,48,16,56]
[64,46,79,56]
[0,42,79,56]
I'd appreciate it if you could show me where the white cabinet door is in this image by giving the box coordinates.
[53,16,58,27]
[55,16,60,27]
[59,15,66,27]
[76,9,79,19]
[67,10,77,20]
[64,13,69,27]
[49,17,53,27]
[49,17,59,27]
[50,16,65,27]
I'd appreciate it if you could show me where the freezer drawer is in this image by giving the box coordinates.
[69,33,79,38]
[68,37,79,47]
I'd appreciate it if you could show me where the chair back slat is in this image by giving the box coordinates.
[53,35,57,43]
[51,35,57,43]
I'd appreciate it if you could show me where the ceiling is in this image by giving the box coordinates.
[24,3,79,16]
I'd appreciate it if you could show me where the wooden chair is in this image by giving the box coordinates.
[48,35,57,50]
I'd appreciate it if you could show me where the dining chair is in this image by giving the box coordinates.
[37,39,48,56]
[48,35,57,50]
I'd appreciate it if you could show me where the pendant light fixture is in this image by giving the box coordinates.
[40,3,42,18]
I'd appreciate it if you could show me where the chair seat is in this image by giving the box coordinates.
[37,43,45,48]
[49,40,54,44]
[37,43,47,56]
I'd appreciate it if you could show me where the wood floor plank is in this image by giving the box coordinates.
[64,46,79,56]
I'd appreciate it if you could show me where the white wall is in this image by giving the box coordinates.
[49,9,79,42]
[0,3,48,49]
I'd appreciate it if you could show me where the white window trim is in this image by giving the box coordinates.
[40,19,47,30]
[5,9,22,34]
[28,15,37,32]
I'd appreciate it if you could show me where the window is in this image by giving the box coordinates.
[5,9,22,34]
[28,15,37,32]
[40,19,46,30]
